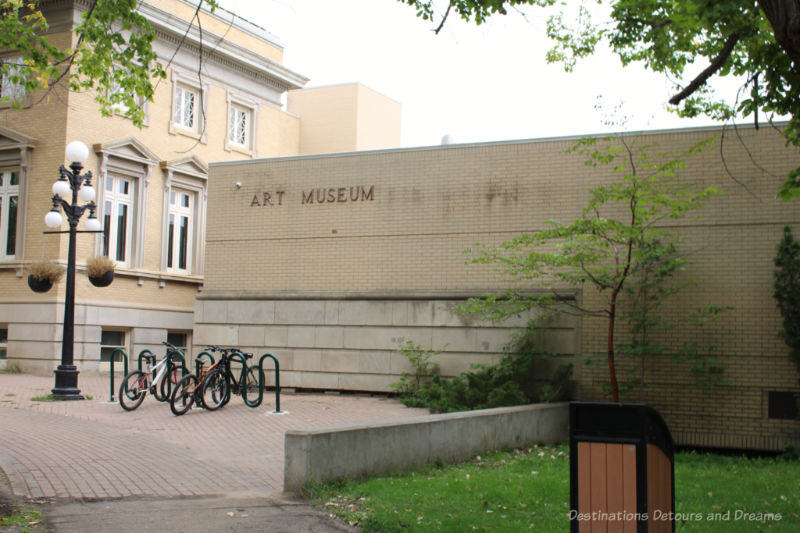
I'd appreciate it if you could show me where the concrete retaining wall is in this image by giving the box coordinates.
[284,402,568,492]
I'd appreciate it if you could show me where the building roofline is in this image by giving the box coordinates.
[210,121,789,168]
[179,0,284,50]
[143,2,309,90]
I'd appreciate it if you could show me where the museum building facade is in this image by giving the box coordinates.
[200,124,800,451]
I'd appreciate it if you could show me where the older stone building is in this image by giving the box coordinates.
[200,124,800,451]
[0,0,399,376]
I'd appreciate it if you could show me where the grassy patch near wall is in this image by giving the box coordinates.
[308,445,800,532]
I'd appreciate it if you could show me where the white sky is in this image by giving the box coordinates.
[216,0,736,148]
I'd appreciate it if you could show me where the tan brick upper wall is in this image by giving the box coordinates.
[205,126,797,294]
[146,0,284,63]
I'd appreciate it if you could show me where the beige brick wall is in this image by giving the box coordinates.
[288,83,402,155]
[146,0,285,63]
[204,124,800,450]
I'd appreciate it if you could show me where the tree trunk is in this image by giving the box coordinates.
[608,294,621,403]
[758,0,800,70]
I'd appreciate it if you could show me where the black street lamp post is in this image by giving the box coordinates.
[45,141,102,400]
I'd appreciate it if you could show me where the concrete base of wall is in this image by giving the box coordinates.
[0,301,193,375]
[194,294,579,393]
[284,402,568,493]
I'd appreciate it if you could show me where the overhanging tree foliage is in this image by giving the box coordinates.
[0,0,217,127]
[400,0,800,199]
[459,134,719,402]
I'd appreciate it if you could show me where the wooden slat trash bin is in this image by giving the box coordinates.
[569,402,675,532]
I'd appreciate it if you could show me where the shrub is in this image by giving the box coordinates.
[390,341,442,397]
[392,331,574,413]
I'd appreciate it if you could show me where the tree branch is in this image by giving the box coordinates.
[433,1,453,35]
[669,33,739,105]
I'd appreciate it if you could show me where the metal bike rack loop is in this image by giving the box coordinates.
[107,348,129,402]
[256,352,282,414]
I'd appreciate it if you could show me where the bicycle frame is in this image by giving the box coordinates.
[148,356,172,391]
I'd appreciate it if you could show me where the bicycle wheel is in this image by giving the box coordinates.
[170,374,197,416]
[243,366,261,404]
[119,370,147,411]
[157,366,181,402]
[219,372,232,408]
[200,369,229,411]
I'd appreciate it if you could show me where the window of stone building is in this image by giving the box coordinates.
[166,188,194,273]
[0,56,26,105]
[0,169,19,260]
[108,71,149,125]
[174,84,197,130]
[0,326,7,359]
[160,155,207,276]
[228,103,250,147]
[167,331,189,353]
[169,70,208,141]
[94,138,158,271]
[102,175,135,266]
[225,92,257,156]
[100,329,127,363]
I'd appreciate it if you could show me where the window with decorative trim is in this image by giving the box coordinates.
[0,169,19,260]
[225,92,258,155]
[108,71,149,125]
[0,127,33,261]
[229,104,250,146]
[0,56,26,105]
[102,174,134,265]
[169,70,208,141]
[166,188,194,273]
[160,155,207,276]
[174,84,197,130]
[94,138,158,271]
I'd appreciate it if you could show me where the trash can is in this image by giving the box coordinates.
[569,402,675,532]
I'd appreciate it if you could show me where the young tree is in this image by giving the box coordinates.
[774,226,800,376]
[399,0,800,199]
[460,134,719,402]
[0,0,217,127]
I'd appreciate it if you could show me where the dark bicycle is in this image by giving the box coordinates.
[200,348,260,409]
[202,350,260,408]
[169,346,227,416]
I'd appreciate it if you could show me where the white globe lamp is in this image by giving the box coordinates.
[78,185,96,202]
[45,210,63,228]
[52,179,71,197]
[84,217,102,232]
[65,141,89,164]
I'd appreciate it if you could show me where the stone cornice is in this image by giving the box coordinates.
[140,2,308,91]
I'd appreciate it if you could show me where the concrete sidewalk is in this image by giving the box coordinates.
[0,372,428,531]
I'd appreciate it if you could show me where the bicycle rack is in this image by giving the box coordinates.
[137,349,155,371]
[107,348,129,402]
[195,351,215,376]
[250,352,282,413]
[227,350,249,392]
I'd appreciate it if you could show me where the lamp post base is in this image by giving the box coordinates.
[52,365,84,400]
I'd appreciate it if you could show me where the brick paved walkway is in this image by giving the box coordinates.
[0,373,427,500]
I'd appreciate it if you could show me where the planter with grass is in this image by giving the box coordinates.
[86,256,115,287]
[27,260,64,293]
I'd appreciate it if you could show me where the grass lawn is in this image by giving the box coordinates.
[308,445,800,532]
